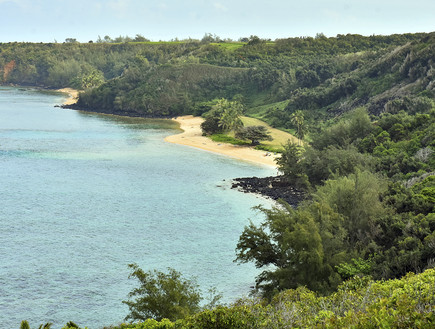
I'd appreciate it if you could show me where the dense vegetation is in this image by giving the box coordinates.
[237,107,434,299]
[23,269,435,328]
[3,32,434,327]
[1,33,432,121]
[113,269,435,328]
[122,265,202,322]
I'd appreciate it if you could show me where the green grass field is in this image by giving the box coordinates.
[245,100,290,119]
[209,42,246,51]
[209,116,298,152]
[112,41,247,49]
[241,116,299,150]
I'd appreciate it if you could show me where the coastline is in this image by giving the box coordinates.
[57,87,80,105]
[164,115,278,168]
[58,90,278,168]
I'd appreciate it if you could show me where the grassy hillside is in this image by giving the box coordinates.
[2,32,432,125]
[73,32,435,132]
[241,116,300,148]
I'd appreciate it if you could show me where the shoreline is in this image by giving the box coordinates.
[164,115,278,168]
[57,87,80,105]
[57,90,278,168]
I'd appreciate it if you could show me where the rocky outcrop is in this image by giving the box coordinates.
[231,176,306,207]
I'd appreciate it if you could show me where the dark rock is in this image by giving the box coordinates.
[231,175,306,207]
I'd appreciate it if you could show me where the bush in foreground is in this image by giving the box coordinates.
[122,265,202,322]
[108,268,435,329]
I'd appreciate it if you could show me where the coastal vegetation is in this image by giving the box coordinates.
[22,269,435,328]
[2,32,434,327]
[236,104,434,299]
[122,265,202,322]
[235,125,272,146]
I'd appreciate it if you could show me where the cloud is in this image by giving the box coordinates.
[0,0,29,8]
[213,2,228,11]
[108,0,131,18]
[156,2,168,10]
[323,9,342,21]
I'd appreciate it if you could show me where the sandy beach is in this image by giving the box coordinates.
[57,87,79,105]
[164,115,278,168]
[57,89,278,167]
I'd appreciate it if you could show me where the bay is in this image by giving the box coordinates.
[0,87,275,328]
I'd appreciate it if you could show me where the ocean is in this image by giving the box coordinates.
[0,87,275,328]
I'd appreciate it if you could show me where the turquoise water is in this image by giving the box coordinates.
[0,87,275,328]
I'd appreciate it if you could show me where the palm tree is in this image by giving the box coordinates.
[20,321,52,329]
[20,321,30,329]
[291,110,306,144]
[38,324,52,329]
[217,98,244,132]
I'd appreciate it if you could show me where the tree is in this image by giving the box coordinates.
[64,38,77,43]
[235,170,391,299]
[201,111,223,135]
[235,200,346,299]
[200,98,244,135]
[302,145,376,186]
[133,34,150,42]
[20,321,30,329]
[201,33,221,43]
[20,321,52,329]
[276,141,308,188]
[246,35,266,48]
[123,264,201,322]
[46,59,81,88]
[312,107,373,150]
[81,70,104,89]
[235,125,272,145]
[217,98,244,132]
[313,170,389,247]
[295,68,320,88]
[290,110,306,143]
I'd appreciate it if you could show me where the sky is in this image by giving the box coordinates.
[0,0,434,43]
